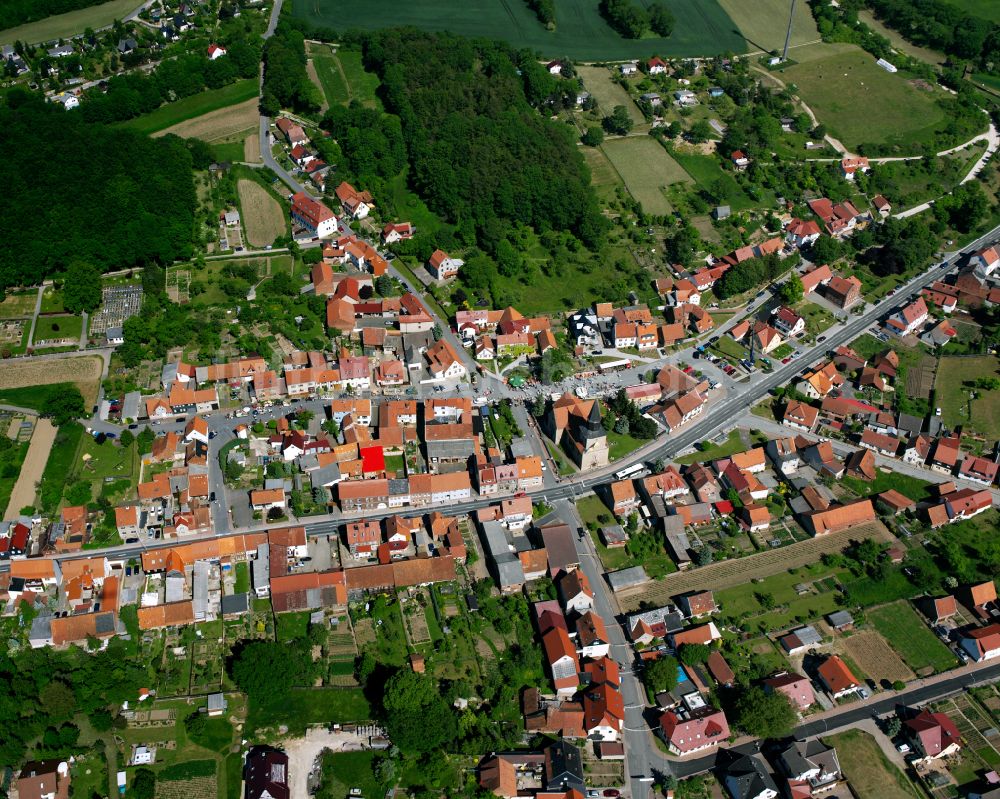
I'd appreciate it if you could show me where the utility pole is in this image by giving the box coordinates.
[782,0,796,62]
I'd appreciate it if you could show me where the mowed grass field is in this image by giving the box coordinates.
[718,0,819,53]
[601,136,689,215]
[0,0,140,45]
[237,180,285,248]
[868,601,957,675]
[580,145,623,200]
[935,354,1000,437]
[292,0,746,59]
[577,66,645,125]
[778,44,947,149]
[119,79,258,136]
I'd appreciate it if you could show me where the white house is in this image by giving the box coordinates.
[971,246,1000,277]
[620,62,638,76]
[207,43,227,60]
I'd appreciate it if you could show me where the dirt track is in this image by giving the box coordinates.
[4,417,55,519]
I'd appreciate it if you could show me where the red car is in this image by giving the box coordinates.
[683,365,694,374]
[603,792,620,797]
[782,357,792,364]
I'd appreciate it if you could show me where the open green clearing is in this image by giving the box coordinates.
[717,559,848,630]
[868,601,957,674]
[580,146,624,200]
[935,354,1000,437]
[778,44,948,150]
[717,0,819,54]
[119,80,258,136]
[337,48,381,107]
[0,438,28,516]
[668,147,759,210]
[291,0,747,60]
[601,137,688,216]
[824,730,922,799]
[309,44,350,106]
[841,469,933,503]
[676,430,749,465]
[317,750,383,799]
[33,314,83,344]
[0,0,141,46]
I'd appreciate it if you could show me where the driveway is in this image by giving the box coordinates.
[281,727,380,798]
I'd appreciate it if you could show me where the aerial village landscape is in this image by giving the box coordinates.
[4,0,1000,798]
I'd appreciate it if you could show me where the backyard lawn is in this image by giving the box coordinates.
[824,729,922,799]
[841,469,933,503]
[868,601,957,675]
[677,430,749,465]
[935,355,1000,437]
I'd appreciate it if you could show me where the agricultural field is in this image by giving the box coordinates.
[824,730,922,799]
[778,44,949,150]
[841,630,914,684]
[237,179,286,248]
[120,80,258,137]
[580,145,624,200]
[0,0,140,46]
[868,601,957,675]
[2,419,51,520]
[618,521,893,610]
[717,0,820,54]
[576,66,645,127]
[601,137,689,215]
[0,356,104,407]
[291,0,747,60]
[935,355,1000,437]
[153,98,259,145]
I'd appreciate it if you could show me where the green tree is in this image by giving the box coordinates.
[128,768,156,799]
[118,429,134,448]
[381,671,457,754]
[603,105,633,136]
[136,427,155,455]
[733,685,796,739]
[779,274,804,304]
[688,120,712,144]
[648,3,675,36]
[581,126,605,147]
[41,386,86,425]
[678,643,711,665]
[62,260,103,314]
[642,655,680,693]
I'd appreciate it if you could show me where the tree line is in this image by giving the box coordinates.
[865,0,998,65]
[261,21,321,116]
[0,99,197,294]
[78,42,260,125]
[320,102,407,199]
[599,0,675,39]
[524,0,555,27]
[361,28,607,250]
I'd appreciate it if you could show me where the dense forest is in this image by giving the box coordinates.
[0,99,197,292]
[0,0,105,29]
[320,102,407,190]
[80,42,260,125]
[362,29,606,248]
[865,0,998,64]
[261,22,321,116]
